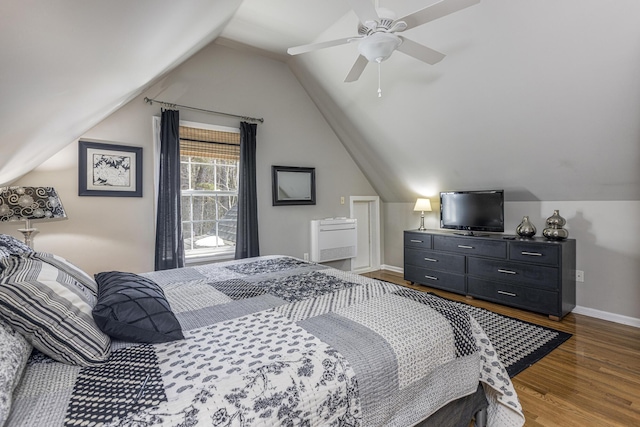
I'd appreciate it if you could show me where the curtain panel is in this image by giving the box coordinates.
[235,122,259,259]
[155,109,185,270]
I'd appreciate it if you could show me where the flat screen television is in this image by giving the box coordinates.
[440,190,504,235]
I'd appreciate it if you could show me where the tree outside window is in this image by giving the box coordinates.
[179,125,239,257]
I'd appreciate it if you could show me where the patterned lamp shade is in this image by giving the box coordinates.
[0,187,66,247]
[0,187,66,224]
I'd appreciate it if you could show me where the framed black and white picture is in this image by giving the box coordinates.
[272,165,316,206]
[78,140,142,197]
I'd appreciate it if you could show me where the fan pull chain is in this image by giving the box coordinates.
[377,59,382,98]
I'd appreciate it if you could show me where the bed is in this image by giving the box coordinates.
[0,236,524,427]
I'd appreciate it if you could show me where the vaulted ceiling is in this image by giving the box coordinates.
[2,0,639,202]
[0,0,243,186]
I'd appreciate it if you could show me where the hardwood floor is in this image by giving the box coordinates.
[361,270,640,427]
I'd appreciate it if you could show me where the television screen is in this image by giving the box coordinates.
[440,190,504,234]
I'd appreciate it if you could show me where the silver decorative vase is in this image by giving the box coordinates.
[516,216,536,238]
[543,210,568,240]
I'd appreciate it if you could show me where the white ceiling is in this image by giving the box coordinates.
[2,0,639,201]
[220,0,352,58]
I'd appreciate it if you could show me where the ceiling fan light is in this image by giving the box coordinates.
[358,32,402,63]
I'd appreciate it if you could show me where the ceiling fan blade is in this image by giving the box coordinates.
[399,0,480,30]
[397,37,445,65]
[344,55,369,82]
[287,37,356,55]
[347,0,379,24]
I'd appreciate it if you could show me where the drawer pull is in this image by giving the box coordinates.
[498,269,517,275]
[424,275,438,281]
[457,245,474,249]
[521,251,542,257]
[498,290,517,297]
[423,257,438,262]
[410,239,423,243]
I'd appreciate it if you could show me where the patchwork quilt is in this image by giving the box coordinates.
[6,256,524,427]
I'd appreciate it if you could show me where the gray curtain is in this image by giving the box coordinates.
[235,121,259,259]
[155,109,185,270]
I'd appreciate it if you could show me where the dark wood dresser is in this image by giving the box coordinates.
[404,230,576,320]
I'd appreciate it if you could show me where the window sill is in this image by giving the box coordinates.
[185,250,235,266]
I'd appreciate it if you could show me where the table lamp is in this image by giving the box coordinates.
[0,186,67,247]
[413,198,432,231]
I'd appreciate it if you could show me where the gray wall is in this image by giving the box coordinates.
[0,42,376,275]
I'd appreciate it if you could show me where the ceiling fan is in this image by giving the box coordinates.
[287,0,480,93]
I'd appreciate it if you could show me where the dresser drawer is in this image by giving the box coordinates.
[468,278,559,316]
[509,242,559,266]
[468,257,558,290]
[404,247,466,273]
[433,235,507,258]
[404,265,466,294]
[404,232,432,250]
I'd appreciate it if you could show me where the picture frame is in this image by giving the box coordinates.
[272,165,316,206]
[78,140,142,197]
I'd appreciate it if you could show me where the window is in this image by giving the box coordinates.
[179,123,240,259]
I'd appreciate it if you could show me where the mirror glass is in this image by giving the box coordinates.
[277,171,312,200]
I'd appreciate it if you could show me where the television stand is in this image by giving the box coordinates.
[403,230,576,319]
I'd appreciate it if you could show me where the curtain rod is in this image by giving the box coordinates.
[144,97,264,123]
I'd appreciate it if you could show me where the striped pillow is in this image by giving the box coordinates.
[33,252,98,297]
[0,256,110,366]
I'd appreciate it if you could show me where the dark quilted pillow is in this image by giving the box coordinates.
[93,271,184,343]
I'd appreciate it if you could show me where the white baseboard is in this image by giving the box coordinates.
[378,265,640,328]
[381,264,403,274]
[572,306,640,328]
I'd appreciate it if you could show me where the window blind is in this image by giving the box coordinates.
[179,126,240,160]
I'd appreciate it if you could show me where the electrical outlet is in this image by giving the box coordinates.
[575,270,584,282]
[340,196,345,205]
[303,253,309,261]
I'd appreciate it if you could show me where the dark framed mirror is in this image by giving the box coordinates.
[272,165,316,206]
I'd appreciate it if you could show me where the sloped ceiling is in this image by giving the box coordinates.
[223,0,640,202]
[0,0,242,185]
[2,0,639,202]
